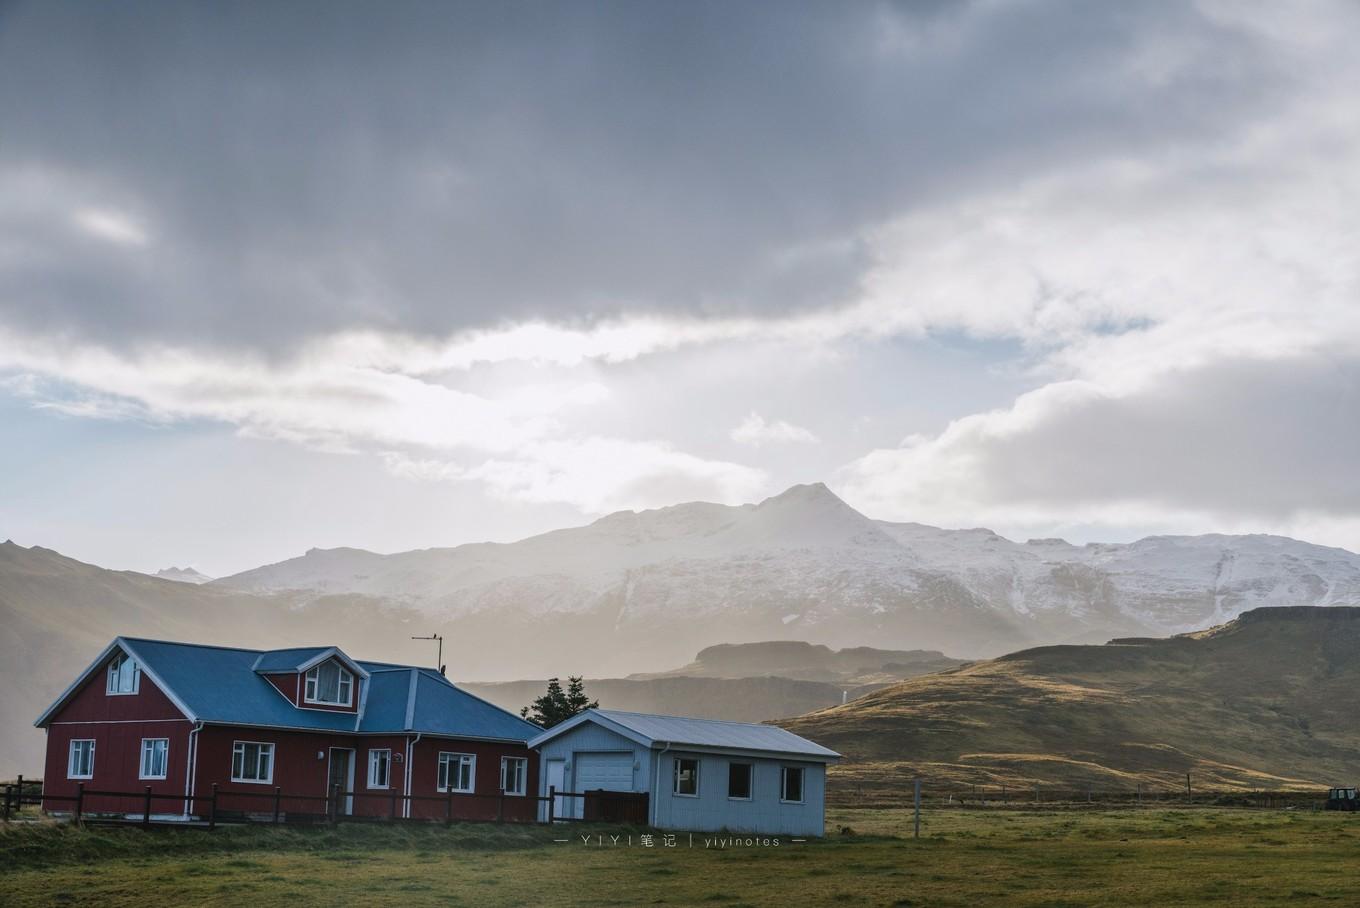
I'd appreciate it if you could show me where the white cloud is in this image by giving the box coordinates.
[730,412,820,446]
[73,207,148,247]
[385,439,768,514]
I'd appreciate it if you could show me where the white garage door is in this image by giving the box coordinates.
[574,752,634,793]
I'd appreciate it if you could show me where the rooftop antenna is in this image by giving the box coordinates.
[411,633,444,676]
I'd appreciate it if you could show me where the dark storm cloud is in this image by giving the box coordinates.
[0,0,1288,350]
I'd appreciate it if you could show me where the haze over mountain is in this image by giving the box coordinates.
[215,483,1360,667]
[462,642,966,725]
[0,541,438,777]
[785,606,1360,796]
[9,482,1360,777]
[153,567,214,585]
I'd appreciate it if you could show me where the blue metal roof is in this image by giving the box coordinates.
[98,637,540,742]
[529,709,840,761]
[251,647,332,673]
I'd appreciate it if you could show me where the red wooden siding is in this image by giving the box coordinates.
[191,727,537,821]
[51,653,186,722]
[261,672,298,703]
[407,738,539,822]
[41,655,193,814]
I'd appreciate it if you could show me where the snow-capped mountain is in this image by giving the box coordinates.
[213,483,1360,665]
[152,566,214,584]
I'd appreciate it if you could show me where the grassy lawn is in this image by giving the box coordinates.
[5,808,1360,906]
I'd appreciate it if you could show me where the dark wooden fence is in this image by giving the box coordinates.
[4,778,648,830]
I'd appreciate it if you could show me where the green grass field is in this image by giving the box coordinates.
[5,808,1360,906]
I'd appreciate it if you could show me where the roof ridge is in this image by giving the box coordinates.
[121,637,269,655]
[598,708,794,730]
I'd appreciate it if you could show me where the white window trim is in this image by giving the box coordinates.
[139,738,169,781]
[780,766,805,805]
[368,748,392,790]
[673,756,700,798]
[500,756,528,796]
[438,752,476,794]
[727,761,754,802]
[302,662,354,707]
[231,740,275,785]
[106,654,140,696]
[67,739,95,780]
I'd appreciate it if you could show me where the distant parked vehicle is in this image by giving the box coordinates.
[1325,788,1359,811]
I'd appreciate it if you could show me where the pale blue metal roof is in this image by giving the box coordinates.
[35,637,540,742]
[529,708,840,761]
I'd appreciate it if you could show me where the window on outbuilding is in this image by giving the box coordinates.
[728,762,753,800]
[368,749,391,789]
[303,660,353,706]
[107,653,139,695]
[781,766,805,804]
[674,757,699,796]
[438,753,475,793]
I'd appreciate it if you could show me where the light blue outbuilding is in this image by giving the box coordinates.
[527,709,840,837]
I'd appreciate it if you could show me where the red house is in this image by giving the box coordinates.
[34,637,541,821]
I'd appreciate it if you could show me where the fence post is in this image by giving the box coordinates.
[143,785,152,826]
[273,786,282,824]
[330,783,340,822]
[391,788,398,821]
[1001,784,1007,805]
[1186,773,1192,800]
[75,782,85,824]
[445,789,453,826]
[208,783,218,830]
[547,785,556,825]
[498,788,505,823]
[16,774,22,817]
[913,778,921,839]
[3,784,10,822]
[1137,783,1142,807]
[1087,785,1093,804]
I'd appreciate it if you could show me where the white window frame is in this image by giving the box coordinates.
[231,740,275,784]
[67,739,95,780]
[106,653,140,696]
[727,761,753,801]
[368,748,391,790]
[303,661,354,707]
[500,756,528,796]
[438,752,476,793]
[139,738,169,781]
[673,756,700,798]
[780,765,805,804]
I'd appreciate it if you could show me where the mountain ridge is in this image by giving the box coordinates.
[210,482,1360,663]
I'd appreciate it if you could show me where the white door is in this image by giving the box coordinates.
[545,759,566,821]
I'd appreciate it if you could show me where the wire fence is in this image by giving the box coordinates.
[829,778,1330,811]
[2,777,648,829]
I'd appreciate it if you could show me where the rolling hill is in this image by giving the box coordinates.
[462,642,967,722]
[783,606,1360,798]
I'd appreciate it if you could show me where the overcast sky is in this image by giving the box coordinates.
[2,0,1358,577]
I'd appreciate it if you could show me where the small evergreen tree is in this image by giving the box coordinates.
[521,675,599,727]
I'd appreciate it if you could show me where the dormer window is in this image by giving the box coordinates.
[304,660,353,706]
[106,653,139,695]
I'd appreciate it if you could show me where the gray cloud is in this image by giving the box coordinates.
[0,0,1293,351]
[842,352,1360,525]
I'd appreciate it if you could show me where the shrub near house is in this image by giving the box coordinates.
[35,637,541,820]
